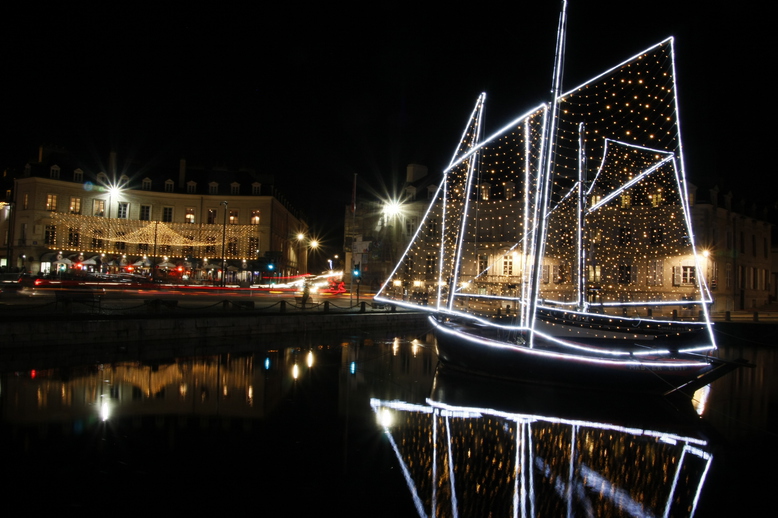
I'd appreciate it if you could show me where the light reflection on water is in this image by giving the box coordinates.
[0,325,774,516]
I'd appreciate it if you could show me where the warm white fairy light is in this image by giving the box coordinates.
[374,37,716,352]
[50,213,260,260]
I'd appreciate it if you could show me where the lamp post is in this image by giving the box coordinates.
[221,201,228,287]
[297,233,305,275]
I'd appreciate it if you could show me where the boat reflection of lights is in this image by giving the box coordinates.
[370,395,712,517]
[307,351,314,368]
[99,398,111,421]
[693,385,711,416]
[292,364,299,379]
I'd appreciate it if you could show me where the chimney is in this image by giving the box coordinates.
[109,151,117,177]
[179,159,186,189]
[406,164,428,183]
[709,186,719,207]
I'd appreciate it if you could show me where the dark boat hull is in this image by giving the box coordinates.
[432,318,731,395]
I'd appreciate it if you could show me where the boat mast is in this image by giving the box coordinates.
[446,95,485,311]
[577,122,587,311]
[528,0,568,342]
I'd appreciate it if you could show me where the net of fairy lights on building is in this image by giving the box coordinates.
[377,39,704,320]
[49,213,261,260]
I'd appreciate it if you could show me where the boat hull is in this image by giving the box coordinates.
[432,318,721,395]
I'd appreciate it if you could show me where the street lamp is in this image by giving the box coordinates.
[221,201,228,287]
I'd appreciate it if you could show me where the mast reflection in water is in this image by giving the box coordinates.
[372,368,712,517]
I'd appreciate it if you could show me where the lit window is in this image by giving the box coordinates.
[672,266,696,286]
[185,208,195,224]
[46,194,57,211]
[93,199,105,217]
[207,209,217,224]
[70,197,81,214]
[503,255,513,276]
[251,210,260,225]
[229,209,238,224]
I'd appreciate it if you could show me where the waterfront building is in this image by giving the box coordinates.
[691,186,773,311]
[1,147,308,284]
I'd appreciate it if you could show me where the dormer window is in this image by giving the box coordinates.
[187,181,197,194]
[142,178,152,190]
[405,185,417,200]
[251,182,261,195]
[50,165,61,179]
[209,182,218,195]
[230,183,240,195]
[119,174,130,186]
[164,179,174,193]
[73,168,84,182]
[97,172,108,184]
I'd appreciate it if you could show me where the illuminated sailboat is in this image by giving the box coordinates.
[374,2,740,393]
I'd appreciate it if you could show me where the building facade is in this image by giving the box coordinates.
[691,186,773,311]
[1,150,308,284]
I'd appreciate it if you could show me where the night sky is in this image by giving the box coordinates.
[2,1,773,251]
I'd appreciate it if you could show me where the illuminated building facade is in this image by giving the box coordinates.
[1,148,308,282]
[690,186,773,311]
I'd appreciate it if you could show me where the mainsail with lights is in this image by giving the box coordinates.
[374,5,740,393]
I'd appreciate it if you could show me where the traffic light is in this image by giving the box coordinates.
[353,263,360,278]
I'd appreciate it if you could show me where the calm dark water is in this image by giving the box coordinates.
[0,324,774,516]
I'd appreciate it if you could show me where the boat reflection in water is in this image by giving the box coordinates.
[371,367,712,517]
